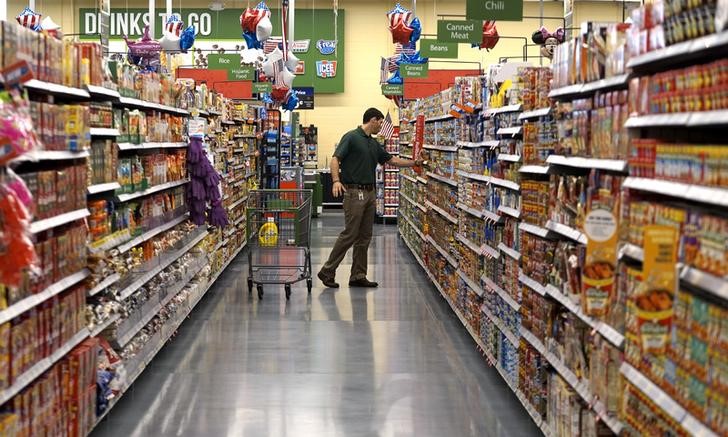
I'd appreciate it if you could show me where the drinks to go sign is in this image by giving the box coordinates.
[466,0,524,21]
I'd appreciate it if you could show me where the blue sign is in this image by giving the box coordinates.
[293,87,314,110]
[316,39,337,55]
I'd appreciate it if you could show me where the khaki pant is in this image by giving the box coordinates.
[320,187,376,282]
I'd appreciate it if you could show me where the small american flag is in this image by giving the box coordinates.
[394,42,416,55]
[379,112,395,140]
[380,58,391,84]
[271,59,285,85]
[263,37,283,54]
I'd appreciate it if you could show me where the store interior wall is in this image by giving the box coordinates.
[8,0,624,167]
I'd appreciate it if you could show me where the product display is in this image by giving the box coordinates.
[398,6,728,435]
[0,17,261,437]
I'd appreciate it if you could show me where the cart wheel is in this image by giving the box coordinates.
[306,279,312,294]
[257,285,264,300]
[285,285,292,300]
[247,278,253,294]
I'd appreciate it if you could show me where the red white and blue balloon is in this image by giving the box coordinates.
[165,15,184,36]
[16,7,41,30]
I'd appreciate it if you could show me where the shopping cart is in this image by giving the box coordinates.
[246,189,313,300]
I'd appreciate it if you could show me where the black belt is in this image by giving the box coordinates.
[345,184,375,191]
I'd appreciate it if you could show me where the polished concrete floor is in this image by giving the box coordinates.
[92,212,539,437]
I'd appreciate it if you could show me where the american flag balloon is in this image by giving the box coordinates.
[386,3,412,29]
[240,1,270,33]
[165,15,184,36]
[16,7,42,30]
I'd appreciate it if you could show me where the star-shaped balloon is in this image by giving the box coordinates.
[390,20,413,45]
[16,7,42,29]
[387,3,412,27]
[387,70,403,85]
[179,26,196,52]
[271,85,290,103]
[409,17,422,43]
[399,51,428,65]
[240,1,270,33]
[165,15,184,36]
[283,93,299,111]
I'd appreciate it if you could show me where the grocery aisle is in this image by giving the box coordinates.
[91,212,538,437]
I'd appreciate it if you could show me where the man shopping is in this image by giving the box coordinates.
[318,108,425,288]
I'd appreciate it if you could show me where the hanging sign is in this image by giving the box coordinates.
[466,0,524,21]
[381,84,403,96]
[293,87,314,110]
[421,41,458,59]
[401,63,429,78]
[436,20,481,43]
[253,82,273,93]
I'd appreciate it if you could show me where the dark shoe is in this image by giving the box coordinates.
[349,278,378,288]
[318,271,339,288]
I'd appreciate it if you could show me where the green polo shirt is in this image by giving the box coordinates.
[333,127,392,185]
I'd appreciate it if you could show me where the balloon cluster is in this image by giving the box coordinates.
[16,7,63,36]
[159,15,196,54]
[381,3,428,105]
[242,2,299,111]
[240,2,273,50]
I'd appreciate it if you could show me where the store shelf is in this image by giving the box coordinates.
[117,142,188,150]
[482,306,519,346]
[233,215,246,226]
[92,240,247,430]
[12,149,90,162]
[546,155,628,173]
[385,168,399,172]
[455,233,482,255]
[680,266,728,301]
[85,85,121,99]
[497,154,521,163]
[115,256,208,347]
[518,272,547,296]
[457,140,501,148]
[0,328,89,406]
[24,79,90,98]
[400,193,426,212]
[548,83,586,99]
[117,229,208,300]
[486,104,522,115]
[116,96,189,116]
[490,177,520,191]
[623,177,728,207]
[497,205,521,219]
[519,222,552,239]
[425,235,458,268]
[90,314,121,337]
[88,273,122,297]
[87,182,121,195]
[545,221,587,244]
[519,165,550,174]
[425,200,458,224]
[400,174,417,183]
[117,213,189,254]
[482,243,500,259]
[384,203,399,207]
[620,362,687,426]
[425,171,458,187]
[498,242,521,261]
[30,208,90,234]
[399,213,425,240]
[90,128,120,137]
[423,144,459,152]
[519,107,552,120]
[627,30,728,72]
[497,127,523,136]
[482,208,503,223]
[457,269,485,297]
[116,179,189,202]
[456,202,483,219]
[425,113,455,122]
[457,169,490,183]
[482,275,520,312]
[228,195,248,210]
[0,269,90,326]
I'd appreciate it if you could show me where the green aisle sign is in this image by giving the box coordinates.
[401,63,429,78]
[253,82,273,93]
[466,0,524,21]
[381,84,403,96]
[437,20,481,43]
[208,54,255,80]
[421,41,458,59]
